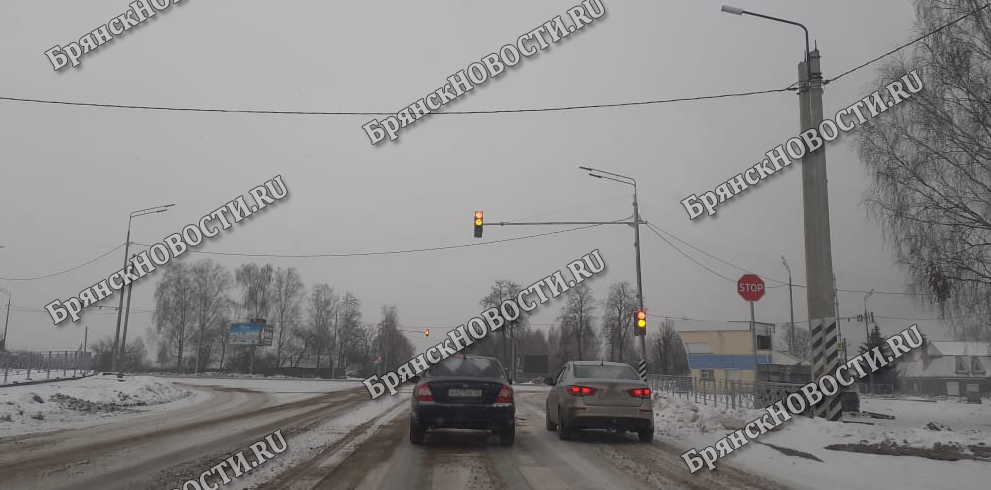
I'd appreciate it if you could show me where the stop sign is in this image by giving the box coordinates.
[737,274,765,302]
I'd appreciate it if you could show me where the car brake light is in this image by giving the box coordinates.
[416,383,434,401]
[628,387,652,398]
[567,385,597,396]
[496,384,513,403]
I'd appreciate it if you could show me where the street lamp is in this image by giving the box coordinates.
[863,288,875,394]
[720,5,810,79]
[781,256,795,354]
[578,166,647,377]
[112,203,175,374]
[0,286,10,352]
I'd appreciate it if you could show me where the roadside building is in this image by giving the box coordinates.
[898,338,991,397]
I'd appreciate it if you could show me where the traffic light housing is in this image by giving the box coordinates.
[474,211,483,238]
[635,310,647,335]
[424,328,429,337]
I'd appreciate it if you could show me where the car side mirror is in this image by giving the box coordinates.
[410,375,420,383]
[544,377,556,386]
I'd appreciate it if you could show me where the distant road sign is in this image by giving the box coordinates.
[737,274,765,302]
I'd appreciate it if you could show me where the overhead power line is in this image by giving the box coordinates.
[134,223,604,258]
[0,243,125,281]
[642,220,925,297]
[642,222,737,282]
[827,2,991,84]
[4,3,988,118]
[0,87,794,116]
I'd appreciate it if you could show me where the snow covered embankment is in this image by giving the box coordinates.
[0,374,190,438]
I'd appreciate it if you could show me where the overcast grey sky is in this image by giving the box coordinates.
[1,0,949,358]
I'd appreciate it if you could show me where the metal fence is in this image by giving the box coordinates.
[647,374,814,414]
[1,351,93,384]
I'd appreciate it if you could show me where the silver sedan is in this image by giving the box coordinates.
[544,361,654,442]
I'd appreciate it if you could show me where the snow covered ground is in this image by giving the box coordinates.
[653,393,991,490]
[167,376,361,404]
[0,373,192,437]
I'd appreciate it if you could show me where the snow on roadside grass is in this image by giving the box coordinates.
[0,374,190,438]
[653,393,991,490]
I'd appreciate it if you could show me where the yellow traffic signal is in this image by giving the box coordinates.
[474,211,483,238]
[635,310,647,334]
[424,328,430,337]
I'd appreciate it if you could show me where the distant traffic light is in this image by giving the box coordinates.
[474,211,483,238]
[424,328,430,337]
[635,310,647,335]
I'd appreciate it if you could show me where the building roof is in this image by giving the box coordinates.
[899,356,990,379]
[929,341,991,357]
[673,320,775,332]
[770,351,808,366]
[571,360,635,367]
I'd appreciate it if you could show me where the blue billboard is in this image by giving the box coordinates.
[230,323,262,345]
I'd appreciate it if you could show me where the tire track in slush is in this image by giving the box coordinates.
[515,392,795,490]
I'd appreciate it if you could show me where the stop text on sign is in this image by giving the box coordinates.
[737,274,765,302]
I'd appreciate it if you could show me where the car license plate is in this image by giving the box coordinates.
[448,389,481,397]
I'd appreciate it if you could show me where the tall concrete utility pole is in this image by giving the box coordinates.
[800,51,843,421]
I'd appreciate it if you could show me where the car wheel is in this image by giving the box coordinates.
[637,429,654,443]
[410,420,425,445]
[557,409,573,441]
[499,425,516,447]
[545,405,557,431]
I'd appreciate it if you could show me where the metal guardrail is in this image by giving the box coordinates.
[647,374,812,414]
[1,351,93,384]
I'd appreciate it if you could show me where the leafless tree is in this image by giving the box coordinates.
[190,260,233,373]
[153,262,196,371]
[235,263,275,320]
[479,279,530,373]
[547,325,565,373]
[306,284,336,370]
[271,267,306,367]
[775,323,811,361]
[649,319,689,374]
[557,283,599,361]
[853,0,991,337]
[600,282,637,363]
[336,293,362,376]
[376,305,414,373]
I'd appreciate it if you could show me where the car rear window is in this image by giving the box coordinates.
[573,365,641,380]
[425,357,506,378]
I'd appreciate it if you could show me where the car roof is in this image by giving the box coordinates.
[571,360,633,366]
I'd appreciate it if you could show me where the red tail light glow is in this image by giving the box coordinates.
[567,385,597,396]
[628,387,652,399]
[416,383,434,402]
[496,384,513,403]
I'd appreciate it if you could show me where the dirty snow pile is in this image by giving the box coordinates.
[652,393,991,490]
[0,374,189,437]
[652,393,766,438]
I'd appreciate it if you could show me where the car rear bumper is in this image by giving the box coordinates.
[566,405,654,430]
[412,403,515,431]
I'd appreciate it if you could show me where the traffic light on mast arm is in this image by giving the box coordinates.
[635,310,647,335]
[474,211,484,238]
[424,328,430,337]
